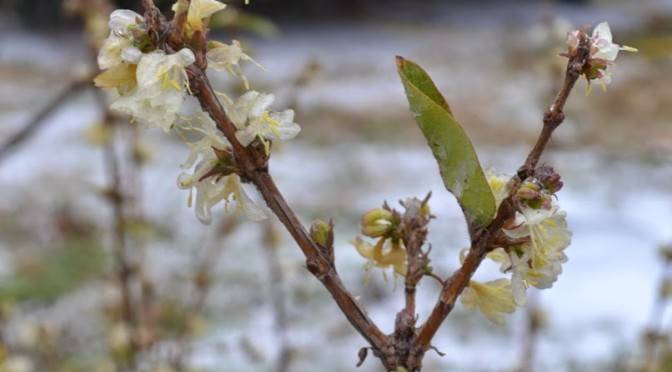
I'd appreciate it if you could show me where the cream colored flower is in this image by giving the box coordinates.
[97,9,144,70]
[353,237,406,276]
[109,9,143,37]
[567,22,637,89]
[461,279,517,325]
[111,49,195,132]
[177,117,266,224]
[504,206,571,268]
[225,91,300,152]
[93,63,137,94]
[488,247,530,305]
[207,40,262,88]
[185,0,227,32]
[489,205,571,303]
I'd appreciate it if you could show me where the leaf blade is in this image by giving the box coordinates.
[396,56,496,227]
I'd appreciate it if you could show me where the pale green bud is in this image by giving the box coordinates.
[361,208,395,238]
[310,219,333,248]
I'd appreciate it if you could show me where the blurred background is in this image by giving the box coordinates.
[1,0,672,371]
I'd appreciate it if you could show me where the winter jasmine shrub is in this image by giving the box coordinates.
[91,1,636,370]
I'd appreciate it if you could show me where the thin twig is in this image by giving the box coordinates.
[0,79,90,165]
[93,88,140,368]
[262,222,293,372]
[641,257,672,371]
[518,294,541,372]
[171,218,238,371]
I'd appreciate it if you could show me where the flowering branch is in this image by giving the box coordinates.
[132,1,391,358]
[94,2,636,369]
[519,31,590,179]
[415,32,592,352]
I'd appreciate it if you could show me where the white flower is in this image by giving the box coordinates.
[177,117,266,224]
[504,206,571,268]
[109,9,143,37]
[461,279,517,325]
[590,22,629,62]
[97,10,144,70]
[98,37,142,69]
[111,49,195,132]
[489,205,571,304]
[207,40,262,88]
[179,172,267,224]
[225,91,300,152]
[487,248,530,306]
[566,22,637,88]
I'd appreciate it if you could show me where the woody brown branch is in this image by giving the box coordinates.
[138,0,391,362]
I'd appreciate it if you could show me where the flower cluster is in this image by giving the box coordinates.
[566,22,637,91]
[461,166,571,324]
[94,1,301,224]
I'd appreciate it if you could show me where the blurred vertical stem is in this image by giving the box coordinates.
[641,251,672,371]
[82,0,144,367]
[93,89,141,370]
[171,217,239,370]
[262,222,293,372]
[518,294,542,372]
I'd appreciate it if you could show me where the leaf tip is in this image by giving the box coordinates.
[395,55,406,70]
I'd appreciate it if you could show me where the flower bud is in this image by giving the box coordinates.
[310,219,333,248]
[361,208,395,238]
[516,181,540,201]
[534,165,563,194]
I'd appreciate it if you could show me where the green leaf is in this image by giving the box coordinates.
[396,56,496,227]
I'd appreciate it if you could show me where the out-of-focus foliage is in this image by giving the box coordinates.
[210,7,278,38]
[0,238,106,302]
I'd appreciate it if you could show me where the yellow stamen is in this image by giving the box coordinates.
[158,66,183,92]
[261,111,282,138]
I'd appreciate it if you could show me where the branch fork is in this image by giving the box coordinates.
[137,2,590,369]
